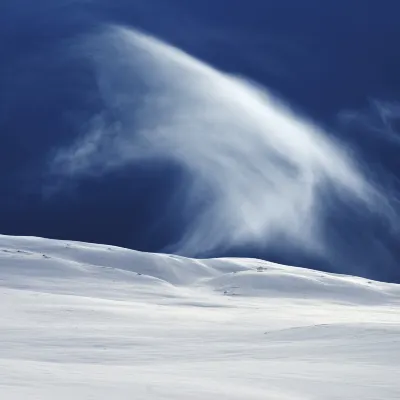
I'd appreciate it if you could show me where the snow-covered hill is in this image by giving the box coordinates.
[1,234,399,399]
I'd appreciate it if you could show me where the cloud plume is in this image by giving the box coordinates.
[52,25,382,260]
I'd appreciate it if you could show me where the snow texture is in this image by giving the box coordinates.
[0,234,399,399]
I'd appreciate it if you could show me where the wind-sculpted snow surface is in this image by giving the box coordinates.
[1,235,399,399]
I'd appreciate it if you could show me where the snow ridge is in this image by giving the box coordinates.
[0,234,399,399]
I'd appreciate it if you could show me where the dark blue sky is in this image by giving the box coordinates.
[1,0,400,282]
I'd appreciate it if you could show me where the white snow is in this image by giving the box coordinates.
[0,234,399,399]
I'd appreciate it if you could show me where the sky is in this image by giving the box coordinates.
[1,0,400,282]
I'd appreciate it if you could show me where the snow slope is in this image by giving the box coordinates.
[0,234,399,399]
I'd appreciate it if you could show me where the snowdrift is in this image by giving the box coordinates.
[0,234,399,399]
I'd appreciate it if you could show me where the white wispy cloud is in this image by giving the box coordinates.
[51,25,383,257]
